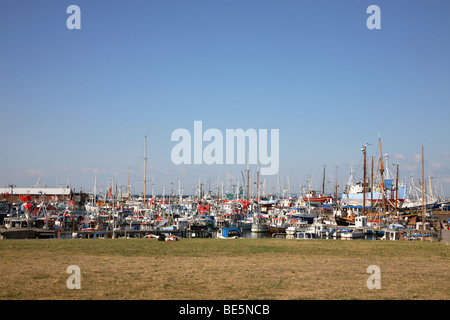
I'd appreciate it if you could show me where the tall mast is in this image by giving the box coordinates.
[128,168,130,200]
[334,166,338,202]
[395,163,399,214]
[144,136,147,207]
[178,177,182,203]
[94,173,97,206]
[371,156,374,210]
[384,154,390,179]
[362,145,366,215]
[257,161,260,201]
[378,136,387,213]
[322,165,326,195]
[428,176,433,200]
[216,176,220,206]
[246,152,250,208]
[422,146,425,241]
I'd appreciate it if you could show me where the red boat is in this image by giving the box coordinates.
[303,191,333,203]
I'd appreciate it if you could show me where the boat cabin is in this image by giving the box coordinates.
[217,227,242,239]
[3,216,27,229]
[82,220,98,231]
[355,216,368,227]
[381,230,402,241]
[293,231,317,240]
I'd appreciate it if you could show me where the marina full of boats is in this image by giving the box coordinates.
[1,137,449,241]
[0,186,448,241]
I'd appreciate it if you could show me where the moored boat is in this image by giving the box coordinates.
[287,231,317,240]
[251,213,269,233]
[341,228,366,239]
[217,227,243,239]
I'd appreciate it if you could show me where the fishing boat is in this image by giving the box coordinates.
[251,222,269,233]
[307,217,334,237]
[341,228,366,239]
[285,218,309,235]
[160,217,189,232]
[304,191,333,204]
[289,207,319,224]
[341,180,406,207]
[327,228,350,238]
[341,140,406,209]
[81,219,99,231]
[334,213,355,226]
[287,231,317,240]
[251,213,269,233]
[269,217,287,234]
[302,170,334,204]
[380,229,403,241]
[239,213,253,230]
[3,214,28,229]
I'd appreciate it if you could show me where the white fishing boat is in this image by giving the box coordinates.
[309,223,333,237]
[160,217,189,232]
[304,217,333,237]
[285,219,309,236]
[380,229,403,241]
[251,213,269,233]
[341,228,366,239]
[287,231,317,240]
[3,215,28,229]
[251,222,269,233]
[328,228,349,238]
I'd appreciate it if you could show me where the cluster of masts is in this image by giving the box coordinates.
[83,136,445,218]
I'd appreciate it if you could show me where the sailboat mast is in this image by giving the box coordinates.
[378,136,387,213]
[371,156,374,210]
[128,168,130,200]
[422,146,425,241]
[395,164,399,214]
[246,153,250,209]
[144,136,147,207]
[322,165,326,195]
[362,145,366,216]
[257,161,260,201]
[94,173,97,206]
[334,166,338,202]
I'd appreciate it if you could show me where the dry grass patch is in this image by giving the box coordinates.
[0,238,448,300]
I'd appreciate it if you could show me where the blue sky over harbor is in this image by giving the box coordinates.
[1,0,449,196]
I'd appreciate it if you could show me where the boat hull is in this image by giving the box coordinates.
[335,217,353,226]
[251,223,269,233]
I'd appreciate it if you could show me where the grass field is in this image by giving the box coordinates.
[0,238,448,300]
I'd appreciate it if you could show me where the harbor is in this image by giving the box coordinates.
[1,136,449,241]
[2,1,450,305]
[1,215,448,241]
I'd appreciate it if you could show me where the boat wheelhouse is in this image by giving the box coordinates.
[217,227,243,239]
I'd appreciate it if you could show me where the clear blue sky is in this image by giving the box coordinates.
[1,0,449,197]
